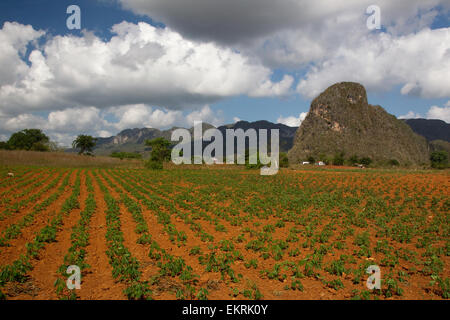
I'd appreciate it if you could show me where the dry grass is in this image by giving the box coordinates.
[0,150,144,168]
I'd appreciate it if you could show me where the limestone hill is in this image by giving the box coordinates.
[288,82,430,166]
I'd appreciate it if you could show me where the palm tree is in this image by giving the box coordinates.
[72,135,97,155]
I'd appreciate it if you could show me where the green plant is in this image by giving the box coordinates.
[383,277,403,297]
[332,152,345,166]
[430,151,448,169]
[145,137,171,170]
[360,157,372,166]
[430,275,450,299]
[291,279,304,291]
[388,159,400,166]
[244,259,258,269]
[279,152,289,168]
[189,246,202,255]
[72,135,97,155]
[196,288,209,300]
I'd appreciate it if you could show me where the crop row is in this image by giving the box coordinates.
[55,172,96,299]
[0,169,39,202]
[0,170,57,221]
[0,171,81,292]
[98,170,213,299]
[0,171,70,246]
[92,171,153,300]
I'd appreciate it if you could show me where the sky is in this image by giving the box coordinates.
[0,0,449,146]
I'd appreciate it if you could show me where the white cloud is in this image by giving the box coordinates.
[0,22,44,86]
[0,21,292,117]
[117,1,450,100]
[296,28,450,99]
[427,105,450,122]
[1,107,111,146]
[249,75,294,98]
[2,2,450,146]
[185,105,224,127]
[398,104,450,123]
[118,0,450,45]
[233,117,241,123]
[277,112,308,127]
[109,104,184,130]
[0,104,226,146]
[398,111,423,119]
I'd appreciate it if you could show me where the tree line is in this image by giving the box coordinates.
[0,129,97,155]
[0,128,447,169]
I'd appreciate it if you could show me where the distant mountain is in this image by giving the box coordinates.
[288,82,430,166]
[217,120,297,152]
[92,127,171,156]
[90,121,297,156]
[402,119,450,142]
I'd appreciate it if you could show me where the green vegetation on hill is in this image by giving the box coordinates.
[430,151,449,169]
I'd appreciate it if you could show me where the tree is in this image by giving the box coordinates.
[388,159,400,166]
[7,129,49,151]
[348,155,359,165]
[145,137,171,169]
[430,151,448,169]
[360,157,373,166]
[307,156,315,164]
[72,135,97,155]
[332,152,345,166]
[0,141,11,150]
[279,152,289,168]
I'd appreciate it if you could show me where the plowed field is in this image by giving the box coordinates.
[0,167,448,300]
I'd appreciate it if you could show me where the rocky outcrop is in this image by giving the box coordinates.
[288,82,430,165]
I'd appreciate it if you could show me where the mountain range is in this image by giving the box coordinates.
[91,120,297,156]
[88,84,449,164]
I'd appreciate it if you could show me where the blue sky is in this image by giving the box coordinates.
[0,0,449,145]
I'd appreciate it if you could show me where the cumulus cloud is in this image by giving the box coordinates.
[277,112,308,127]
[0,104,225,146]
[398,111,423,119]
[109,104,183,131]
[2,1,450,145]
[118,0,449,45]
[185,105,224,127]
[117,1,450,100]
[398,104,450,123]
[296,28,450,99]
[0,21,291,117]
[0,22,44,87]
[427,105,450,122]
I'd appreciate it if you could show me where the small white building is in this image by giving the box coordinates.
[302,161,310,165]
[316,161,325,166]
